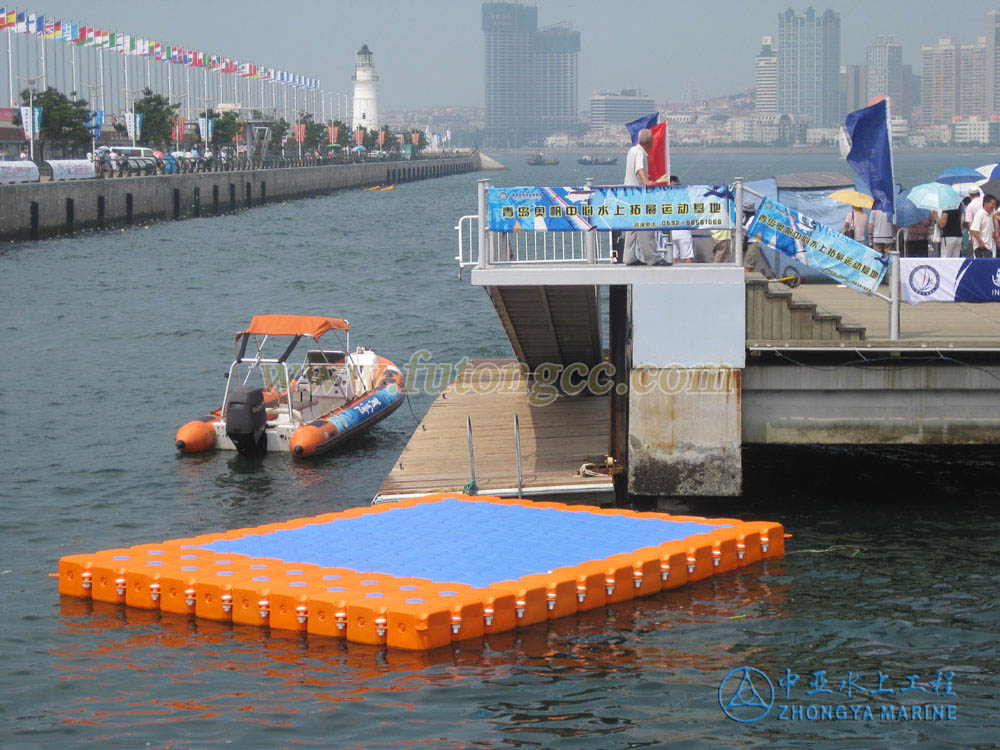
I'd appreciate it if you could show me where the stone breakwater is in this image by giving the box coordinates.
[0,155,481,241]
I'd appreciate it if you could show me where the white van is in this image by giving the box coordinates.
[112,146,156,158]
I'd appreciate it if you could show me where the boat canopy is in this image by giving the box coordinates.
[238,315,350,341]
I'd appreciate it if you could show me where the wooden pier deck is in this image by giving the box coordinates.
[376,359,613,502]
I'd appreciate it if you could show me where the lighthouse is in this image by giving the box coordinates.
[351,44,378,132]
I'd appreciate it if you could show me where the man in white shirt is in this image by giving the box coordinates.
[622,128,662,266]
[867,208,895,255]
[963,187,983,230]
[969,194,997,258]
[668,175,694,263]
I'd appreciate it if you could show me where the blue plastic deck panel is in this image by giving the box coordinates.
[197,498,730,587]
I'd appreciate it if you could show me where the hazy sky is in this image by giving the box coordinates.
[30,0,1000,109]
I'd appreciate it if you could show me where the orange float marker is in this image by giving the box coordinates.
[56,494,784,651]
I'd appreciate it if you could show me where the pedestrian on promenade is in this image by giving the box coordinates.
[962,187,982,257]
[668,176,694,264]
[937,206,963,258]
[969,194,997,258]
[867,208,895,255]
[843,205,867,243]
[18,146,27,161]
[622,128,663,266]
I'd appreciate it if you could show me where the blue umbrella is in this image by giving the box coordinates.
[896,188,929,228]
[352,145,367,152]
[936,167,983,185]
[976,163,1000,180]
[906,182,962,212]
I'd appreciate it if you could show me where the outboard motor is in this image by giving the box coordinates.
[225,385,267,454]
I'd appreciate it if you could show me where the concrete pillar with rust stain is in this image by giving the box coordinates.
[627,267,745,496]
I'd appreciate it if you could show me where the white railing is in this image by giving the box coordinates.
[455,214,478,279]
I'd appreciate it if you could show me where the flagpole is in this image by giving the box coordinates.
[185,65,190,122]
[99,44,104,112]
[7,31,13,107]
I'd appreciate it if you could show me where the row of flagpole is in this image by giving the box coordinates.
[1,20,353,137]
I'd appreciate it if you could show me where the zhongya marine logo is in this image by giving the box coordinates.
[909,265,941,296]
[719,667,774,723]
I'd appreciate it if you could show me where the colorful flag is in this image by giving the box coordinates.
[842,98,895,218]
[43,19,55,39]
[15,11,25,33]
[411,132,419,146]
[378,129,385,146]
[626,112,658,145]
[172,115,185,143]
[0,8,8,31]
[356,127,365,145]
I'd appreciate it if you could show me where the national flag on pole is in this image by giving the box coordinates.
[43,19,55,38]
[0,9,8,31]
[26,13,36,33]
[378,129,385,146]
[172,115,185,142]
[842,98,895,218]
[626,112,658,145]
[356,127,364,145]
[15,11,25,33]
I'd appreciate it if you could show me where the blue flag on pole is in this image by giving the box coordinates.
[625,112,658,145]
[843,99,895,217]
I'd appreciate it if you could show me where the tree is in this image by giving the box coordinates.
[408,128,428,153]
[12,86,90,147]
[133,87,180,147]
[270,118,289,154]
[197,109,241,147]
[296,112,328,149]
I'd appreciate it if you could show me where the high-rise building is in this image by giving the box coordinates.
[351,44,378,131]
[840,64,866,118]
[986,10,1000,116]
[961,37,987,118]
[866,36,903,111]
[755,37,778,113]
[589,89,656,127]
[921,37,960,125]
[482,2,580,146]
[777,8,841,127]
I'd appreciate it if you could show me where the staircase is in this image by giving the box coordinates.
[746,274,866,344]
[485,285,602,370]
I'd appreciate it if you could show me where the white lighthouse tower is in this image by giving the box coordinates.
[351,44,378,132]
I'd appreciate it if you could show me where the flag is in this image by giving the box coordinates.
[15,11,25,33]
[27,12,36,33]
[843,98,895,218]
[332,125,339,143]
[378,129,385,146]
[0,8,8,31]
[44,19,55,39]
[172,115,185,142]
[88,109,103,139]
[626,112,658,145]
[356,127,364,145]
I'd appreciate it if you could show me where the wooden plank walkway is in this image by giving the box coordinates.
[791,283,1000,346]
[376,359,612,501]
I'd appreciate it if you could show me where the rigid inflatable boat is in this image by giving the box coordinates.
[175,315,404,457]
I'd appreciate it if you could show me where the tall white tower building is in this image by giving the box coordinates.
[351,44,378,131]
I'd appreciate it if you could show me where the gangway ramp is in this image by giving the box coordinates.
[486,284,602,370]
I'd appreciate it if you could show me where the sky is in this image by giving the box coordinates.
[26,0,1000,110]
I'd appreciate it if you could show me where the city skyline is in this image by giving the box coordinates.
[21,0,1000,111]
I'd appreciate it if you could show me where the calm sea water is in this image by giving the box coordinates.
[1,153,998,748]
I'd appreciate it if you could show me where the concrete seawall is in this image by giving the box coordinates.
[0,155,479,241]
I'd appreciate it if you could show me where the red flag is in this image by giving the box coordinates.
[172,116,185,142]
[332,125,339,143]
[377,129,385,146]
[355,127,364,145]
[411,132,419,146]
[647,121,668,182]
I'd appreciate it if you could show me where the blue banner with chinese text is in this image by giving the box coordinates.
[747,197,888,294]
[488,185,731,232]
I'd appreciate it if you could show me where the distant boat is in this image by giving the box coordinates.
[525,153,559,166]
[577,155,618,166]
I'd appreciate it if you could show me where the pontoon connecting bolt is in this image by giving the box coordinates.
[761,536,770,554]
[686,556,697,574]
[149,582,161,601]
[633,571,643,589]
[258,599,270,619]
[450,615,462,635]
[375,616,387,637]
[515,600,526,619]
[576,584,587,603]
[221,593,233,613]
[184,588,196,607]
[605,577,615,596]
[546,592,557,611]
[296,605,308,624]
[335,611,347,631]
[484,607,494,627]
[115,577,126,596]
[712,550,722,567]
[737,543,746,560]
[660,563,670,582]
[81,571,92,589]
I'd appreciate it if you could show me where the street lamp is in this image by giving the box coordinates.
[124,86,144,148]
[17,73,43,161]
[81,81,104,159]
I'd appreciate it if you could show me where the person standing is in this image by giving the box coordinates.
[622,128,662,266]
[962,187,983,257]
[938,207,963,258]
[843,205,867,243]
[668,175,694,263]
[969,194,998,258]
[867,208,895,255]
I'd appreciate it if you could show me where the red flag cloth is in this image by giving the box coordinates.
[648,121,667,182]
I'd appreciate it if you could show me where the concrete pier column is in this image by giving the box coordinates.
[627,267,746,496]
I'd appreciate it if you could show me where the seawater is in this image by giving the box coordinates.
[1,153,997,748]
